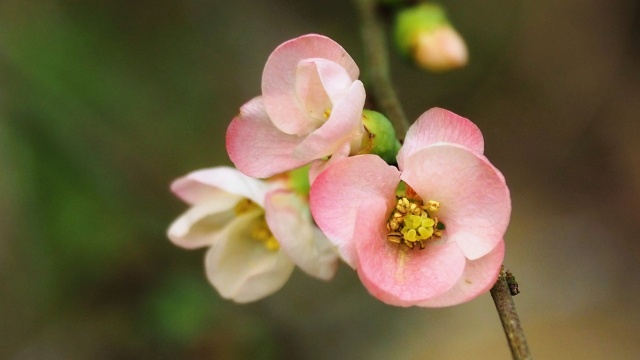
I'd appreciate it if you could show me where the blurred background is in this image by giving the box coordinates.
[1,0,639,358]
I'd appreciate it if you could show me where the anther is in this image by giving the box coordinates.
[425,200,440,214]
[386,197,445,250]
[387,232,403,243]
[409,203,421,215]
[396,198,409,213]
[388,219,400,231]
[234,198,258,215]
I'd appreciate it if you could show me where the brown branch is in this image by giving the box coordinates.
[353,0,410,138]
[490,266,532,360]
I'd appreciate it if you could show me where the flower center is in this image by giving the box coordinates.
[251,218,280,251]
[386,197,445,249]
[234,198,260,215]
[234,198,280,251]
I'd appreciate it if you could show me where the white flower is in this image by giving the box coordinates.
[168,167,338,303]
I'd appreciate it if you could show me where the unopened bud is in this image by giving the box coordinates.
[394,3,468,72]
[360,110,401,164]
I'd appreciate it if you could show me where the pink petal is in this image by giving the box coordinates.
[307,58,354,105]
[293,80,366,160]
[295,58,354,127]
[307,140,351,183]
[167,197,240,249]
[205,210,295,303]
[310,154,400,268]
[265,189,338,280]
[401,144,511,260]
[226,97,310,179]
[294,60,333,129]
[417,241,505,307]
[262,34,360,136]
[171,166,270,207]
[354,202,467,306]
[397,108,484,170]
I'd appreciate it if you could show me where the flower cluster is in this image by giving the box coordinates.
[168,34,511,307]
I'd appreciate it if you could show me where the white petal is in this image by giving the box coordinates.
[205,209,295,303]
[171,167,270,207]
[167,196,241,249]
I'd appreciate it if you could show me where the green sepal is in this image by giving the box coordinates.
[361,110,400,164]
[395,181,407,197]
[288,165,310,196]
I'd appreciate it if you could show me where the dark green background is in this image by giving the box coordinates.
[1,0,639,358]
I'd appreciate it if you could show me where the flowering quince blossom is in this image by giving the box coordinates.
[310,108,511,307]
[227,34,367,181]
[167,166,338,303]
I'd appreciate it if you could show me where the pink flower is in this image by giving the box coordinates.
[310,108,511,307]
[168,167,338,303]
[227,34,366,180]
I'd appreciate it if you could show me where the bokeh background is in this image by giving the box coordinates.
[1,0,639,358]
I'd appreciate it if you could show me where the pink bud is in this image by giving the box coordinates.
[413,27,468,72]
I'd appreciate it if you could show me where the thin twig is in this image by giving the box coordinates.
[353,0,410,138]
[490,266,532,360]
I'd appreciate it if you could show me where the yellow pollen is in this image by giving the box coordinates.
[425,200,440,216]
[386,219,400,231]
[323,108,332,119]
[251,218,280,251]
[234,199,279,251]
[234,198,260,215]
[385,196,444,250]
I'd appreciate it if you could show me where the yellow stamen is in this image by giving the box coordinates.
[251,217,280,251]
[425,200,440,216]
[234,199,280,251]
[387,232,403,243]
[234,198,260,215]
[386,219,400,231]
[385,196,444,250]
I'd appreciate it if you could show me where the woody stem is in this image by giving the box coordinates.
[490,266,533,360]
[353,0,410,139]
